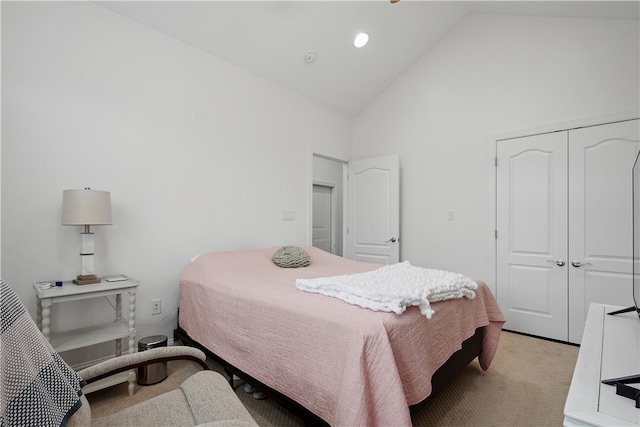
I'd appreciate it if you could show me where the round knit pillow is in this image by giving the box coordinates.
[272,246,310,268]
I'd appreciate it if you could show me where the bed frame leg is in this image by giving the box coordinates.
[225,368,234,387]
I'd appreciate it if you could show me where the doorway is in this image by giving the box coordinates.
[312,155,344,256]
[311,153,400,263]
[312,185,334,253]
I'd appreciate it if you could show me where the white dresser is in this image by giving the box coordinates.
[564,303,640,426]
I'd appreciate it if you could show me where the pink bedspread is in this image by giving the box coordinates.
[179,247,504,426]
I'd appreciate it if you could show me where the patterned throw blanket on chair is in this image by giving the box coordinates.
[0,279,86,427]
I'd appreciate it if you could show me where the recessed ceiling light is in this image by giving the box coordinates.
[354,32,369,48]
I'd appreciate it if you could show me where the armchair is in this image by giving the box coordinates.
[0,280,258,427]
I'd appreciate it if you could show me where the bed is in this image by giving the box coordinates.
[176,246,504,426]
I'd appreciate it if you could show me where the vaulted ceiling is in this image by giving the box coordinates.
[96,1,640,117]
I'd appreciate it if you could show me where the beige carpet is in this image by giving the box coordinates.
[88,331,579,426]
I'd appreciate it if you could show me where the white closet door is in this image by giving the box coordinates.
[567,119,640,343]
[497,132,569,341]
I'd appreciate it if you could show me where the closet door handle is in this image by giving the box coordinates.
[547,259,566,267]
[571,260,591,268]
[385,237,397,243]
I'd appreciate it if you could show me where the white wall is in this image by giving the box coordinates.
[1,2,352,365]
[353,14,640,293]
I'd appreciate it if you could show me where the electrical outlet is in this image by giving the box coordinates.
[447,209,455,221]
[151,299,161,315]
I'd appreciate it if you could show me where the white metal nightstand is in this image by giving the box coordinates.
[33,275,139,396]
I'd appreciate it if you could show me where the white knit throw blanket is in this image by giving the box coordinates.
[296,261,477,318]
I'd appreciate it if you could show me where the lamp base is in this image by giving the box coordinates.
[73,274,100,285]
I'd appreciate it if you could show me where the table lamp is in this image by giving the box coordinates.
[62,188,112,285]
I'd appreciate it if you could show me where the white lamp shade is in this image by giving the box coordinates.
[62,189,112,226]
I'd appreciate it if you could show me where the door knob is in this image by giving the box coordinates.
[571,260,591,268]
[547,259,566,267]
[385,237,397,243]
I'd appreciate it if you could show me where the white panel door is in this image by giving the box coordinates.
[346,154,399,264]
[567,119,640,342]
[497,132,569,341]
[312,185,332,253]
